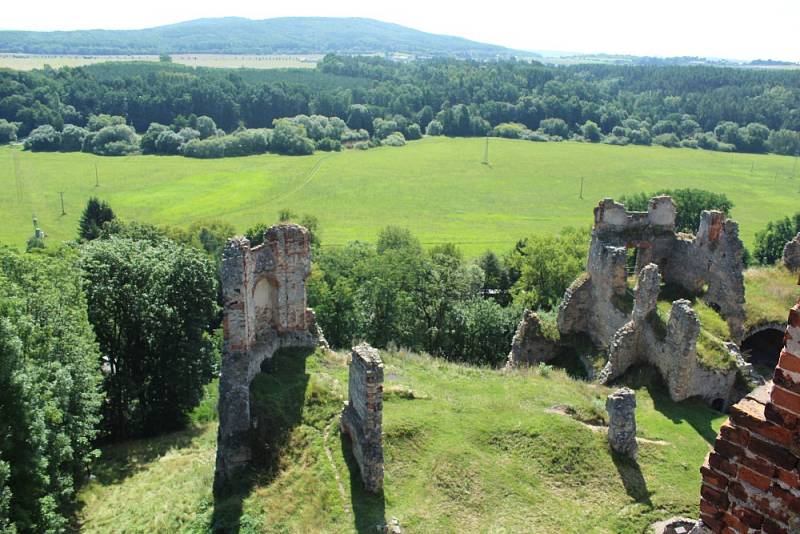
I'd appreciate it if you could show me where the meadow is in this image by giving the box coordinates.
[2,138,799,256]
[0,53,319,70]
[77,348,726,533]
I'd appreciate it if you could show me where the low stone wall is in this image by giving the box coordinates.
[341,343,384,493]
[694,301,800,533]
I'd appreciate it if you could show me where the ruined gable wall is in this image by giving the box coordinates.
[214,224,322,493]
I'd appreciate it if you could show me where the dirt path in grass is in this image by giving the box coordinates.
[323,416,351,517]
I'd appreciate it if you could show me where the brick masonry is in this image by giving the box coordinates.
[340,343,384,493]
[696,300,800,533]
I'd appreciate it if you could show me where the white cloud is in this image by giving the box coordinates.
[3,0,799,61]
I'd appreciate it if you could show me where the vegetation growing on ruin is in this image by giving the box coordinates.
[77,348,727,533]
[3,138,799,254]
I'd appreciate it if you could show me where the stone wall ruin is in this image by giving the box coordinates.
[554,196,748,406]
[691,298,800,533]
[783,233,800,271]
[341,343,385,493]
[213,224,325,493]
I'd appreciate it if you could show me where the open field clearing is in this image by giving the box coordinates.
[0,53,320,70]
[2,138,799,256]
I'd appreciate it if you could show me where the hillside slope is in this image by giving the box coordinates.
[77,348,725,533]
[0,17,533,58]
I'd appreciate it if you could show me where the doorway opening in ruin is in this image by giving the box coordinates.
[740,327,783,377]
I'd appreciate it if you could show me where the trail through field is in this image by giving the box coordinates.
[323,415,351,517]
[265,152,338,207]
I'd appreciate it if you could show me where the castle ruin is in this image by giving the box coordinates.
[541,196,750,406]
[213,224,326,493]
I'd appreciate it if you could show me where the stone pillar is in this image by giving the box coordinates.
[340,343,384,493]
[607,387,638,458]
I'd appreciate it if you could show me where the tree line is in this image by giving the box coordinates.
[1,56,799,156]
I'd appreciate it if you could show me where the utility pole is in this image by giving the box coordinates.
[579,176,584,199]
[95,164,99,187]
[59,192,65,215]
[482,136,489,165]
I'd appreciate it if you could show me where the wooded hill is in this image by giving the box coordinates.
[0,17,534,58]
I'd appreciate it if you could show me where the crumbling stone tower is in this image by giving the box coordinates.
[693,298,800,533]
[214,224,325,493]
[341,343,384,493]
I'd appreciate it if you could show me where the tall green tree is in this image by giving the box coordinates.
[753,213,800,265]
[79,237,219,439]
[78,197,116,241]
[0,247,103,532]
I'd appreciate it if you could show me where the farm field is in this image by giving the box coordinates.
[77,348,726,533]
[2,138,799,256]
[0,53,320,70]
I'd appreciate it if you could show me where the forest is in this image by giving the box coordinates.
[1,55,799,157]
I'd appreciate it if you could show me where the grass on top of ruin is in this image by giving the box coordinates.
[743,265,798,330]
[77,347,726,533]
[3,137,800,256]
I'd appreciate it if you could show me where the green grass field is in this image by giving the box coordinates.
[77,348,726,533]
[2,138,799,256]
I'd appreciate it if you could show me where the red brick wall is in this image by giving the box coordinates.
[698,303,800,533]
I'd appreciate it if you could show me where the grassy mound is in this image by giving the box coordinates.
[77,348,725,533]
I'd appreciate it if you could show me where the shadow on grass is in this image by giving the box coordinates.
[211,346,314,533]
[611,450,653,506]
[614,364,720,446]
[90,425,207,486]
[340,432,386,534]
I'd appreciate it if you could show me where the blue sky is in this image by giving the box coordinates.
[4,0,799,61]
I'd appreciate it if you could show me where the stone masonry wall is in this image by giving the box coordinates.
[695,300,800,533]
[783,233,800,271]
[341,343,384,493]
[506,309,559,367]
[214,224,324,493]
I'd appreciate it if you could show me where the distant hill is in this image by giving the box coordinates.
[0,17,536,59]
